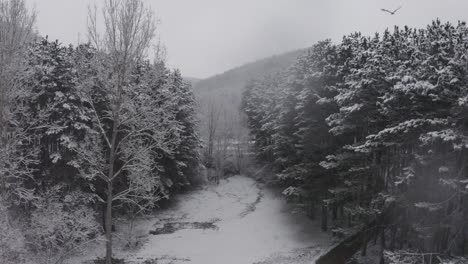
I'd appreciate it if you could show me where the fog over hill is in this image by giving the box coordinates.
[193,48,305,157]
[5,1,468,264]
[183,77,201,86]
[193,49,304,95]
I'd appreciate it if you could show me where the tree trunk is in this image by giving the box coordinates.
[361,234,367,256]
[105,180,113,264]
[309,202,316,219]
[462,196,467,255]
[390,225,396,251]
[322,204,328,231]
[105,106,119,264]
[380,224,386,264]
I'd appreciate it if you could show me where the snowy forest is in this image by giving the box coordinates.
[1,0,468,264]
[243,20,468,263]
[0,1,200,263]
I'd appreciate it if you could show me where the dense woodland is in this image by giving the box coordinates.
[2,0,468,264]
[243,20,468,263]
[0,1,199,263]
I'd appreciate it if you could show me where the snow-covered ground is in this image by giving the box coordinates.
[68,175,332,264]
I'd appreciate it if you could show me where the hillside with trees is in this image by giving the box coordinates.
[193,49,304,95]
[0,1,200,263]
[2,1,468,264]
[242,20,468,264]
[194,49,304,183]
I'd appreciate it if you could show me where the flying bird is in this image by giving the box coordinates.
[381,6,402,15]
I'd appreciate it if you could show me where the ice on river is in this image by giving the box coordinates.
[69,175,331,264]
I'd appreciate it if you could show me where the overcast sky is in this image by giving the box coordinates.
[25,0,468,79]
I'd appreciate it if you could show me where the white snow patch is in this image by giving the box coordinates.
[68,175,331,264]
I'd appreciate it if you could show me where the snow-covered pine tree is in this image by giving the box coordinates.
[169,70,201,186]
[244,20,468,260]
[19,38,94,190]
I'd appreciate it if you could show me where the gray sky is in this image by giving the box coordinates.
[25,0,468,79]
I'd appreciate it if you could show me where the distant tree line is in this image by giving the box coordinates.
[243,20,468,263]
[193,48,302,184]
[0,0,200,263]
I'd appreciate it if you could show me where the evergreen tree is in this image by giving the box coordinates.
[243,20,468,260]
[19,38,93,190]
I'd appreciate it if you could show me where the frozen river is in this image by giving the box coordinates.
[70,175,331,264]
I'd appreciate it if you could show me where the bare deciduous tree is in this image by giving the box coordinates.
[0,0,36,140]
[86,1,159,262]
[205,100,220,167]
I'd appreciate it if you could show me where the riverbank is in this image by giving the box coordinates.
[69,175,332,264]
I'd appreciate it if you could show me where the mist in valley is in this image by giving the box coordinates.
[1,1,468,264]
